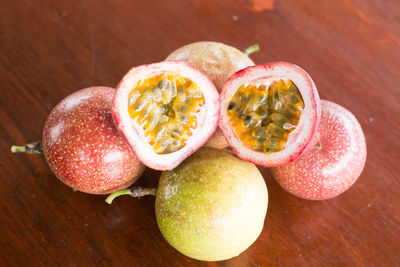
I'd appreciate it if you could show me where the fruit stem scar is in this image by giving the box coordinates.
[315,142,322,150]
[105,187,157,204]
[10,141,44,154]
[243,44,260,56]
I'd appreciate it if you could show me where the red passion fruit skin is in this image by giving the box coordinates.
[43,87,145,195]
[271,100,367,200]
[112,61,220,171]
[219,62,321,167]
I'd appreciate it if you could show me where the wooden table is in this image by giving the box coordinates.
[1,0,399,266]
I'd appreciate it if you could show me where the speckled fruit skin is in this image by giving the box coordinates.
[166,41,255,149]
[219,62,321,167]
[155,147,268,261]
[43,87,145,194]
[271,100,367,200]
[113,61,220,171]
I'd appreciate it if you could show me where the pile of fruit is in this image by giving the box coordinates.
[12,41,367,261]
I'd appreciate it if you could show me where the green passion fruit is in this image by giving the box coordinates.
[166,41,257,149]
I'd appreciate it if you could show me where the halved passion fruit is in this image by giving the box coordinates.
[219,62,321,167]
[113,61,219,170]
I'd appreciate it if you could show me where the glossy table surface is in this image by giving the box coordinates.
[1,0,399,266]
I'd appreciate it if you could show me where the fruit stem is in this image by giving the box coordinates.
[105,187,157,204]
[11,141,43,154]
[244,44,260,56]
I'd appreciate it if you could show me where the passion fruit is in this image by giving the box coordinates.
[106,147,268,261]
[219,62,321,167]
[113,61,219,170]
[271,100,367,200]
[166,41,256,149]
[41,87,145,194]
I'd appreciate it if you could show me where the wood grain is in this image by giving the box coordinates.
[1,0,399,266]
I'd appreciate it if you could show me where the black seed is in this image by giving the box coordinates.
[263,138,280,152]
[244,115,252,126]
[254,128,266,138]
[228,102,236,110]
[177,86,185,94]
[179,106,187,113]
[287,104,297,113]
[288,82,298,93]
[172,128,181,137]
[284,112,295,120]
[261,118,270,127]
[290,94,299,104]
[259,94,267,103]
[271,113,288,127]
[257,108,267,118]
[158,79,171,90]
[243,95,251,103]
[267,123,285,137]
[180,115,188,122]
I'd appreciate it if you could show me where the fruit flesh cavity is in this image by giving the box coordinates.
[128,73,205,154]
[227,79,304,153]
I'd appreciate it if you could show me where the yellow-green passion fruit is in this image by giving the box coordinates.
[155,147,268,261]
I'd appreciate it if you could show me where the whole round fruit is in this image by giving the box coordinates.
[113,61,219,170]
[166,41,256,149]
[219,62,321,167]
[43,87,145,194]
[271,100,367,200]
[155,147,268,261]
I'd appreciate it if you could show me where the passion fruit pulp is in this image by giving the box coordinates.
[155,147,268,261]
[166,41,256,149]
[219,62,321,167]
[113,61,219,170]
[43,87,145,194]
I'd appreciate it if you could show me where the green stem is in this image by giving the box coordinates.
[10,141,43,154]
[11,145,26,153]
[244,44,260,56]
[105,187,157,204]
[106,189,132,204]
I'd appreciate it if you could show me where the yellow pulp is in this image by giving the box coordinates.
[227,79,304,153]
[128,73,204,154]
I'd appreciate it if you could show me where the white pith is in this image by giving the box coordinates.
[113,61,219,171]
[219,62,320,167]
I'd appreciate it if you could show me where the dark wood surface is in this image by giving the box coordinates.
[1,0,399,266]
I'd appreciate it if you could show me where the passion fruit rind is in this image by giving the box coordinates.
[113,61,220,171]
[219,62,321,167]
